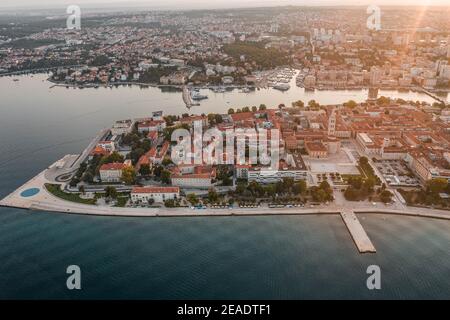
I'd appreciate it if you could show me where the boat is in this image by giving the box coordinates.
[191,89,208,100]
[212,86,226,93]
[273,83,291,91]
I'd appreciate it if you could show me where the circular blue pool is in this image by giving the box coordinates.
[20,188,40,197]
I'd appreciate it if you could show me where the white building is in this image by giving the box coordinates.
[111,120,134,136]
[370,66,383,85]
[99,163,126,183]
[356,133,382,156]
[247,167,308,184]
[97,140,116,153]
[171,174,214,189]
[131,187,179,203]
[235,165,250,179]
[137,120,166,133]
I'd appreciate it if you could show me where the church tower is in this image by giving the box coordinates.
[328,108,336,137]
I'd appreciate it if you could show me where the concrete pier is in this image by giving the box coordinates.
[340,211,376,254]
[182,86,201,108]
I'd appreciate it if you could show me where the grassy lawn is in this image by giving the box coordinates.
[45,184,97,205]
[358,163,382,185]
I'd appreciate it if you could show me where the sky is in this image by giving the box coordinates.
[0,0,449,10]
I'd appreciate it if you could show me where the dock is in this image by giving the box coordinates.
[182,86,199,108]
[418,87,448,106]
[340,211,376,254]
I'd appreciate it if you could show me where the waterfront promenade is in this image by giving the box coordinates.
[2,156,450,222]
[2,158,450,255]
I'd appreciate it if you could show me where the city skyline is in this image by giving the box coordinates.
[1,0,450,10]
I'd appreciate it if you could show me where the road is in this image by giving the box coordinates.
[1,160,450,221]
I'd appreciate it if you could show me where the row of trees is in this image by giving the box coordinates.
[399,179,450,208]
[233,178,333,204]
[344,175,393,203]
[228,104,267,114]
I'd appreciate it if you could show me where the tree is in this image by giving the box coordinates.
[105,186,118,199]
[236,182,247,194]
[292,100,304,108]
[308,100,320,109]
[162,157,173,166]
[380,190,393,204]
[259,104,267,111]
[344,187,359,201]
[363,177,376,193]
[344,100,357,108]
[426,179,448,194]
[359,156,369,166]
[82,171,94,183]
[161,170,172,184]
[208,188,219,203]
[153,165,163,177]
[265,184,277,198]
[187,193,199,205]
[129,148,146,165]
[164,199,176,208]
[252,106,258,112]
[293,180,307,195]
[283,178,295,192]
[377,96,390,105]
[348,176,364,189]
[139,164,151,176]
[70,177,80,188]
[228,108,235,114]
[319,180,332,193]
[78,185,85,194]
[103,152,124,164]
[121,166,136,185]
[215,114,223,124]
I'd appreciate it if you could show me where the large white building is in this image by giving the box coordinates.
[99,163,126,183]
[247,167,308,184]
[111,120,134,136]
[171,174,214,189]
[131,187,180,203]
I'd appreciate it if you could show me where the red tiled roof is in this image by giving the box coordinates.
[100,162,126,171]
[132,187,180,194]
[148,131,158,140]
[231,112,254,122]
[90,146,110,156]
[172,173,212,179]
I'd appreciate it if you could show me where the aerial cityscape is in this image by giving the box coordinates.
[0,1,449,302]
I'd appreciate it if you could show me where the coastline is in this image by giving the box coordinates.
[1,163,450,221]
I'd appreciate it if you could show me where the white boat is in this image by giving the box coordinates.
[191,89,208,100]
[273,83,291,91]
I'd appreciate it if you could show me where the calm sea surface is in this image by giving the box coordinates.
[0,74,449,299]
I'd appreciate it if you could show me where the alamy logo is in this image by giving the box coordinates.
[366,5,381,31]
[66,5,81,30]
[66,265,81,290]
[366,265,381,290]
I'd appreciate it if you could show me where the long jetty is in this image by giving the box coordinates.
[340,210,376,254]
